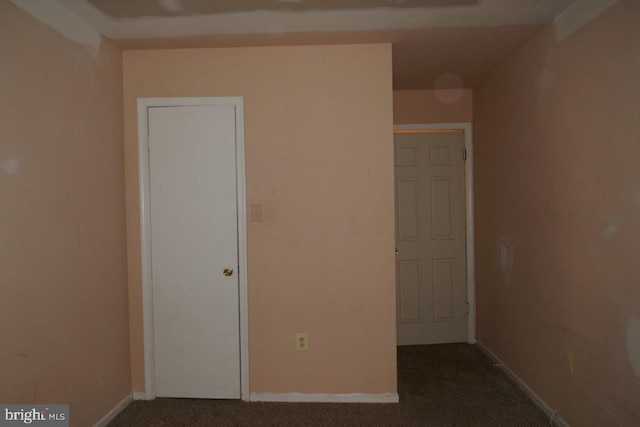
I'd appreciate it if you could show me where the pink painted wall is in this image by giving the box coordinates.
[473,1,640,425]
[0,3,130,426]
[393,89,473,124]
[123,45,397,395]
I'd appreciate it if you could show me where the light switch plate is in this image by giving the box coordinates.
[250,204,262,222]
[295,333,308,350]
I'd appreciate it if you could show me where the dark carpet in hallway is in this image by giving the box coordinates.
[109,344,552,426]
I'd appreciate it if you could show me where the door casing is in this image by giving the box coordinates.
[137,97,249,400]
[393,122,476,344]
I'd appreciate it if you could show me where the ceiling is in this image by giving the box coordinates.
[17,0,576,90]
[88,0,481,18]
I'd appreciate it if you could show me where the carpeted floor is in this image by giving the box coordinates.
[109,344,552,426]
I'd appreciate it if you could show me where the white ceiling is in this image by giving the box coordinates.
[49,0,572,39]
[10,0,584,90]
[88,0,481,18]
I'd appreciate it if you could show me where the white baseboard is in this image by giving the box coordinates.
[249,392,399,403]
[476,341,570,427]
[132,391,149,401]
[93,393,132,427]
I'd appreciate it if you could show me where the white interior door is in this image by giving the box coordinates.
[394,131,467,345]
[148,104,240,398]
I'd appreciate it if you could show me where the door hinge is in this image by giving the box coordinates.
[146,135,150,151]
[463,148,467,161]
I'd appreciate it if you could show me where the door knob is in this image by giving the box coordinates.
[223,267,234,277]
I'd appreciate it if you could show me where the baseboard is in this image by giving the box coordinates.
[476,341,570,427]
[93,393,132,427]
[249,392,399,403]
[132,391,148,401]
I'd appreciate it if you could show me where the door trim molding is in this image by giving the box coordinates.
[393,122,476,344]
[137,97,249,400]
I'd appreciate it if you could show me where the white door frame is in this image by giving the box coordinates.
[137,97,249,400]
[393,122,476,344]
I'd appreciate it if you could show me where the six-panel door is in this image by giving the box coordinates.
[394,131,468,345]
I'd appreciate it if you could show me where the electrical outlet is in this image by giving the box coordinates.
[295,333,308,350]
[566,350,574,375]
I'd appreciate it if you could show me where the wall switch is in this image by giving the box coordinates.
[295,333,308,350]
[250,204,262,222]
[566,350,574,375]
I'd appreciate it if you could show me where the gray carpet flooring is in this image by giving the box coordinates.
[109,344,552,426]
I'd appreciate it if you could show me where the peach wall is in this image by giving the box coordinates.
[123,45,397,394]
[0,3,130,427]
[393,89,472,124]
[473,1,640,425]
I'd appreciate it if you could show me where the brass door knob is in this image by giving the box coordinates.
[223,267,234,277]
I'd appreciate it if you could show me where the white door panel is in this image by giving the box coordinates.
[148,105,240,398]
[395,131,467,345]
